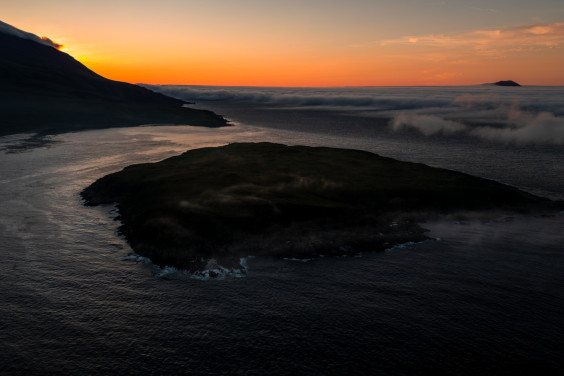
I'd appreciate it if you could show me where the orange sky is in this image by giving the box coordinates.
[3,1,564,86]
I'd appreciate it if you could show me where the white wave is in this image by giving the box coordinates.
[140,257,251,280]
[121,253,248,279]
[155,265,179,278]
[385,241,422,252]
[122,253,152,263]
[186,258,249,280]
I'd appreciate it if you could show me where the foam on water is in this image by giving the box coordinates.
[385,241,424,252]
[122,253,152,263]
[132,257,252,280]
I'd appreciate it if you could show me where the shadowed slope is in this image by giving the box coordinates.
[0,28,227,135]
[82,143,552,273]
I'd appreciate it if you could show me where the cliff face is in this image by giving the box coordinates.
[0,26,227,135]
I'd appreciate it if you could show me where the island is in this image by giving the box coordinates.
[494,80,521,87]
[0,20,227,136]
[81,143,554,274]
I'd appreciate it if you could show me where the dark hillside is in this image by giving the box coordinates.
[0,28,226,135]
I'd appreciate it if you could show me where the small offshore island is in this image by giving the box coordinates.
[494,80,521,87]
[82,143,554,274]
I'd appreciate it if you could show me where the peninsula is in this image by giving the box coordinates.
[0,20,227,136]
[82,143,552,273]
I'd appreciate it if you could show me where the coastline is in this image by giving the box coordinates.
[81,142,555,274]
[0,30,230,136]
[0,97,230,137]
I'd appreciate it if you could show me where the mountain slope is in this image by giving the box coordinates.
[0,25,226,135]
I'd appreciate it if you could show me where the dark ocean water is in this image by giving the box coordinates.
[1,86,564,375]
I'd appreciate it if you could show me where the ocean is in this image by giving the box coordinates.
[1,86,563,375]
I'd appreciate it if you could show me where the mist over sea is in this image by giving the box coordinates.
[148,85,564,199]
[1,85,563,375]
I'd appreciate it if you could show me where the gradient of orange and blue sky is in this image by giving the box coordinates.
[3,0,564,86]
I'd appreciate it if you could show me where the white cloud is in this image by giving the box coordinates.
[390,105,564,145]
[0,20,63,49]
[471,108,564,145]
[390,113,468,136]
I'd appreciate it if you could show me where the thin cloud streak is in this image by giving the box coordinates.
[146,84,564,146]
[380,22,564,55]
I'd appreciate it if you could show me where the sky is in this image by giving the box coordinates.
[2,0,564,86]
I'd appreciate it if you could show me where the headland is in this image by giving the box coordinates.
[0,24,227,136]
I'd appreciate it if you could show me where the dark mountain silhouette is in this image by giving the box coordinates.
[0,24,226,136]
[493,80,521,87]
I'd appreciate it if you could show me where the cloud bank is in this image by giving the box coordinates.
[391,106,564,145]
[472,109,564,145]
[146,84,564,114]
[0,20,63,49]
[391,114,467,136]
[144,84,455,109]
[145,84,564,145]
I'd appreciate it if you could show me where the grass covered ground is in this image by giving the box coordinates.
[82,143,551,272]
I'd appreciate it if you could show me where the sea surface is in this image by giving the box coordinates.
[1,86,563,375]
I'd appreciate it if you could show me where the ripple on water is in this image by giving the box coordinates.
[1,124,564,375]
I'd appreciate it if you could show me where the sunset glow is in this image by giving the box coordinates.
[3,0,564,86]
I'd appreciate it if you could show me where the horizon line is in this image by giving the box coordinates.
[138,83,564,88]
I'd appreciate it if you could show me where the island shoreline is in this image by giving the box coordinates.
[81,142,560,275]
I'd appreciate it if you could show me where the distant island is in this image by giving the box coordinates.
[0,20,227,136]
[82,143,553,274]
[493,80,521,87]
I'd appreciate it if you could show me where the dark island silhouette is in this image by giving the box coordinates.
[493,80,521,87]
[0,21,227,136]
[82,143,554,274]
